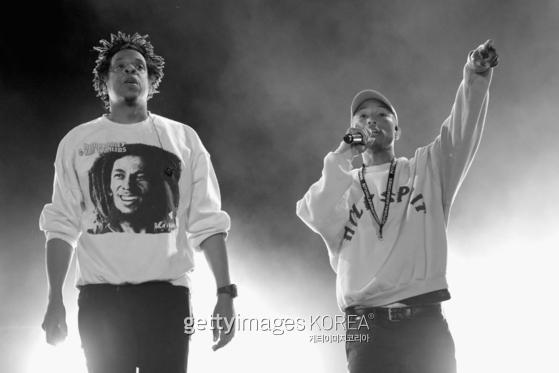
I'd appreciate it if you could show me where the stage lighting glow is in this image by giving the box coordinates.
[25,321,87,373]
[445,225,558,373]
[188,252,332,372]
[26,226,558,373]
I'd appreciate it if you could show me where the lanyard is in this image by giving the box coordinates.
[358,159,397,240]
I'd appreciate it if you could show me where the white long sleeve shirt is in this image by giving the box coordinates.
[39,114,230,287]
[296,62,492,310]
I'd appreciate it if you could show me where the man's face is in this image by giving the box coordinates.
[110,155,150,214]
[105,49,151,106]
[352,99,399,148]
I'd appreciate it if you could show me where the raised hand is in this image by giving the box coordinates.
[468,39,499,73]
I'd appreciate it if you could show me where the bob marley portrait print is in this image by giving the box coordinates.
[86,143,181,234]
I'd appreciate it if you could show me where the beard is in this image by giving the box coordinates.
[367,136,394,152]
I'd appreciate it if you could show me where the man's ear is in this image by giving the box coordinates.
[394,125,401,141]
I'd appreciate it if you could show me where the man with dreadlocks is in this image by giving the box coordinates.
[40,32,237,372]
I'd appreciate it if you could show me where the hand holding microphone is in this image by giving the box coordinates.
[343,132,366,145]
[334,127,371,156]
[344,126,372,145]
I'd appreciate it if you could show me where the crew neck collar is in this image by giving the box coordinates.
[365,158,397,171]
[101,113,152,127]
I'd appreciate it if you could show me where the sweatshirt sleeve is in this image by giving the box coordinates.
[296,152,355,258]
[185,135,231,251]
[426,57,493,216]
[39,136,83,248]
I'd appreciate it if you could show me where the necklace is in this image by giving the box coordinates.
[358,158,397,240]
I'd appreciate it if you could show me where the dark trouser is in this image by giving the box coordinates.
[78,281,190,373]
[345,305,456,373]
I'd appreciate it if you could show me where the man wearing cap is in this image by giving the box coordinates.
[296,40,499,372]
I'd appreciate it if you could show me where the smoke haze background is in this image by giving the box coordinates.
[1,0,558,372]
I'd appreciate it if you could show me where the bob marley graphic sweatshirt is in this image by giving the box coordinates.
[40,114,230,287]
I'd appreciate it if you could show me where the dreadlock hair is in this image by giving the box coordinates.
[88,143,181,233]
[92,31,165,110]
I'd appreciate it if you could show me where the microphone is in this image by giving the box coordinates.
[343,133,366,145]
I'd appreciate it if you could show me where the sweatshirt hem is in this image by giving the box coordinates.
[340,277,449,310]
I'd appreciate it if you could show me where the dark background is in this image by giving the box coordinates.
[1,1,558,372]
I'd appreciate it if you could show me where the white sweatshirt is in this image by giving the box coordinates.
[39,114,230,287]
[296,62,492,310]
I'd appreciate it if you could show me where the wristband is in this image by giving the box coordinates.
[217,284,238,298]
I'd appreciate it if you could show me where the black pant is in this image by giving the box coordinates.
[345,307,456,373]
[78,281,190,373]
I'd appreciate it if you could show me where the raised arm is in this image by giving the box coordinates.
[430,40,499,213]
